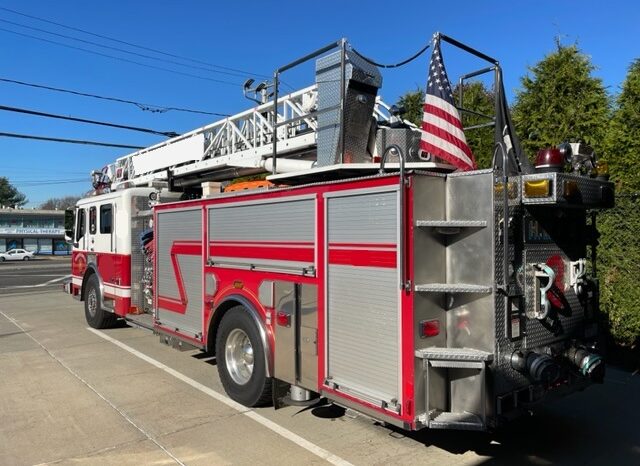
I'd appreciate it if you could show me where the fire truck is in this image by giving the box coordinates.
[64,34,614,431]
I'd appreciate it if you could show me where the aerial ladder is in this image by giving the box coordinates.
[99,40,450,193]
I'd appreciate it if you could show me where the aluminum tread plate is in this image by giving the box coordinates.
[416,220,488,228]
[415,347,493,362]
[414,283,492,293]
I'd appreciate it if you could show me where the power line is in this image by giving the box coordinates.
[0,77,230,116]
[14,179,88,187]
[0,27,243,87]
[0,132,144,149]
[0,104,179,137]
[0,17,250,79]
[0,6,270,79]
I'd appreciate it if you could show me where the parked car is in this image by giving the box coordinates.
[0,249,36,261]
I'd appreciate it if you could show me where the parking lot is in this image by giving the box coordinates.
[1,285,639,465]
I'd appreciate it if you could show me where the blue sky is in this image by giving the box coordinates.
[1,0,638,207]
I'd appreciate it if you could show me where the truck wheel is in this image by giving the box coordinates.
[216,306,272,407]
[84,274,117,329]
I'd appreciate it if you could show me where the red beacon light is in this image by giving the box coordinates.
[535,147,564,173]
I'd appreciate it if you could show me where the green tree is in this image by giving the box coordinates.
[604,59,640,192]
[512,42,610,158]
[0,177,27,207]
[396,82,496,168]
[457,82,495,169]
[397,87,424,127]
[598,60,640,347]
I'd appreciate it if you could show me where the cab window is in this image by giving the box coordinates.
[89,206,97,235]
[99,204,112,234]
[76,208,86,241]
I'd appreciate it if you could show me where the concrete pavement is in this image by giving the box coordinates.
[0,290,639,465]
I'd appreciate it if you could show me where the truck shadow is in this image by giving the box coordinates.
[306,368,639,464]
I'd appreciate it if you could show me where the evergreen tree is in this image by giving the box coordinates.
[512,42,610,158]
[0,177,27,207]
[604,59,640,192]
[598,59,640,347]
[397,87,424,127]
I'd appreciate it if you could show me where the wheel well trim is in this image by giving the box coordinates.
[210,294,273,378]
[81,264,108,311]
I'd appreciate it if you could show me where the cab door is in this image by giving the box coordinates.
[94,203,114,253]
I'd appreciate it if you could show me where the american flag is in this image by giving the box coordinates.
[420,37,476,171]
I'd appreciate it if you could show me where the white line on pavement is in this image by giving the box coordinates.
[0,274,70,289]
[0,310,185,466]
[88,327,353,466]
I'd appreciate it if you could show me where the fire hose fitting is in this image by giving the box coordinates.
[511,351,561,385]
[565,347,605,383]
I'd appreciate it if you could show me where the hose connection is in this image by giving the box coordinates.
[511,351,561,385]
[565,346,605,383]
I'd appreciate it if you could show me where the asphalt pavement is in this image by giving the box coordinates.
[0,257,70,294]
[0,289,639,465]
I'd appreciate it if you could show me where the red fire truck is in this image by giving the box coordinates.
[64,34,614,431]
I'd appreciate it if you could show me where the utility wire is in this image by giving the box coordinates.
[0,132,144,149]
[0,17,250,79]
[0,77,230,116]
[0,27,243,87]
[0,104,179,137]
[0,6,271,79]
[14,179,88,186]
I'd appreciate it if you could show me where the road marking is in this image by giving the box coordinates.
[0,311,185,466]
[0,274,70,289]
[89,327,353,466]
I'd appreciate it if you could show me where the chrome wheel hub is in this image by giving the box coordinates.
[87,288,98,318]
[225,328,254,385]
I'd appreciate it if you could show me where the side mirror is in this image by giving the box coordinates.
[64,208,75,245]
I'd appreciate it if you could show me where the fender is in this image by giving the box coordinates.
[214,294,273,378]
[81,263,112,313]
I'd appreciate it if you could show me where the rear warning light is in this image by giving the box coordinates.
[276,311,291,327]
[524,179,552,198]
[420,319,440,338]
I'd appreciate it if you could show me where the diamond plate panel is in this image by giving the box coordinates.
[521,173,614,208]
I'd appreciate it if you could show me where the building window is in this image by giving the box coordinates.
[76,208,86,241]
[89,207,97,235]
[100,204,112,234]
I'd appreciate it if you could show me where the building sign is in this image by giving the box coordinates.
[0,227,64,236]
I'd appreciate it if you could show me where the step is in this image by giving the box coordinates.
[416,219,487,235]
[416,347,494,364]
[416,220,487,228]
[429,411,485,431]
[414,283,492,294]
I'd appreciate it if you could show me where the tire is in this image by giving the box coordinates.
[216,306,272,407]
[84,274,117,329]
[23,256,30,261]
[0,257,4,262]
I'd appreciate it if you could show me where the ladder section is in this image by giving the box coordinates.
[112,86,319,187]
